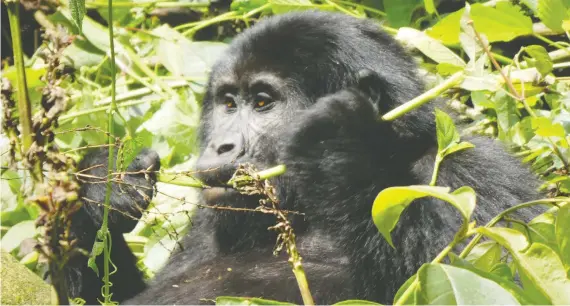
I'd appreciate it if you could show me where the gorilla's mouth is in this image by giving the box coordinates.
[201,186,238,204]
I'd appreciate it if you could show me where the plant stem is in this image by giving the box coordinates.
[157,164,287,188]
[5,1,32,152]
[458,198,567,258]
[429,155,442,186]
[85,1,209,8]
[101,0,117,302]
[5,0,43,181]
[381,71,464,121]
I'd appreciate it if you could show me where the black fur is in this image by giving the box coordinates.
[69,11,541,304]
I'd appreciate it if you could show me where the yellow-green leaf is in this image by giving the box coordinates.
[372,186,476,247]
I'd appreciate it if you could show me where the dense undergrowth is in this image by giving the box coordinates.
[1,0,569,304]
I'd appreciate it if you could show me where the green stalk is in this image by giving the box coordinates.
[459,198,567,258]
[85,0,209,8]
[381,71,464,121]
[5,0,43,182]
[101,0,117,302]
[157,165,287,188]
[5,0,32,151]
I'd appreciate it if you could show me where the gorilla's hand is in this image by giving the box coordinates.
[77,148,160,233]
[284,70,383,149]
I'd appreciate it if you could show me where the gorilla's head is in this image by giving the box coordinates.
[194,11,429,208]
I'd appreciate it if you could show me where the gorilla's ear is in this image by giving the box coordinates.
[356,69,384,115]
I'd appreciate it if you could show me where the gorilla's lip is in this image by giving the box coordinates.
[201,186,239,204]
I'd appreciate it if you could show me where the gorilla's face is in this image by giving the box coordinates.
[194,63,306,207]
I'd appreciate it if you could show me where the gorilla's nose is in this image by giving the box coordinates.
[194,133,245,185]
[210,133,244,158]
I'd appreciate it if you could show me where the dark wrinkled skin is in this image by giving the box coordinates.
[68,11,542,305]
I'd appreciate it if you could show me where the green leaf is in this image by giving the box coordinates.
[490,263,514,281]
[69,0,86,33]
[531,117,566,137]
[495,92,520,141]
[524,45,553,77]
[427,3,533,45]
[555,203,570,274]
[476,227,570,304]
[372,186,476,247]
[442,141,475,157]
[231,0,268,13]
[396,28,465,67]
[87,240,105,277]
[435,108,460,152]
[448,254,538,304]
[0,221,38,253]
[424,0,436,14]
[333,300,381,305]
[216,296,295,305]
[269,0,315,14]
[383,0,422,28]
[464,241,502,272]
[417,264,520,304]
[537,0,569,31]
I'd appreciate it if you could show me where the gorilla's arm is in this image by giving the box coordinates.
[66,148,160,304]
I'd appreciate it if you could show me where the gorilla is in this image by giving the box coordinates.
[67,10,541,305]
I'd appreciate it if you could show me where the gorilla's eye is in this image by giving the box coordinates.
[224,94,237,110]
[254,92,273,110]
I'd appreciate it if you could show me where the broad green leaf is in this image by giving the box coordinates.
[396,28,465,67]
[537,0,569,31]
[555,203,570,274]
[333,300,381,305]
[531,117,566,137]
[524,45,553,77]
[0,221,37,253]
[372,186,476,247]
[490,263,514,281]
[269,0,315,14]
[495,92,520,141]
[69,0,86,33]
[449,254,538,304]
[216,296,294,305]
[427,3,533,45]
[417,264,520,304]
[442,141,475,157]
[435,108,460,152]
[383,0,422,28]
[476,227,570,304]
[464,241,502,272]
[424,0,436,14]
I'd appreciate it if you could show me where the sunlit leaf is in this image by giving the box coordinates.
[69,0,86,33]
[417,264,520,304]
[476,227,570,304]
[396,28,465,67]
[0,221,37,253]
[427,3,533,45]
[555,203,570,274]
[537,0,569,31]
[464,241,502,272]
[372,186,475,247]
[524,45,553,77]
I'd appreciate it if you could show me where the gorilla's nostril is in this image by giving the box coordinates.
[217,143,235,155]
